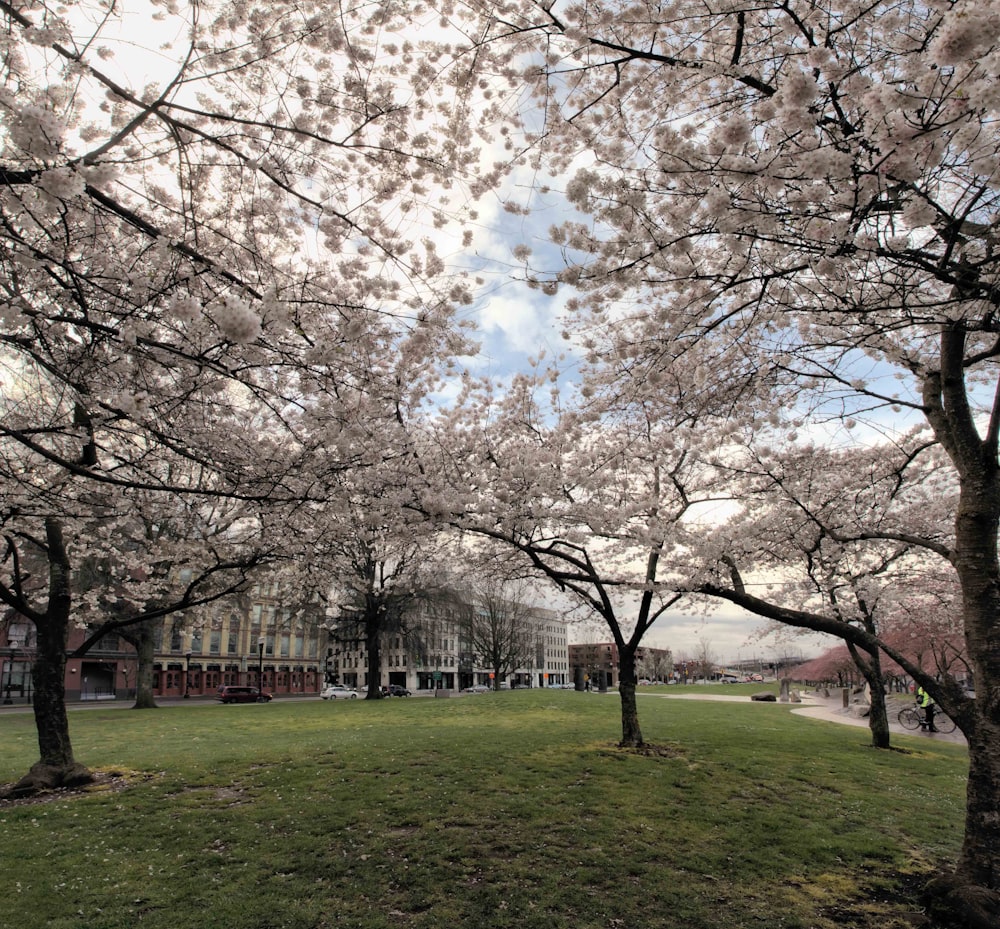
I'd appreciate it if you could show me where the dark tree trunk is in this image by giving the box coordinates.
[847,642,891,750]
[617,647,643,747]
[866,679,891,750]
[922,333,1000,924]
[3,520,92,798]
[933,489,1000,925]
[130,621,159,710]
[364,608,383,699]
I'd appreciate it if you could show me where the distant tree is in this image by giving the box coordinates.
[464,575,537,690]
[693,638,716,682]
[637,648,672,683]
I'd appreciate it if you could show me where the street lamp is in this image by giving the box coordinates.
[3,637,17,705]
[183,651,192,698]
[257,636,265,695]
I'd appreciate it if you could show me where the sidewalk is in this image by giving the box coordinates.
[639,689,967,745]
[790,692,967,744]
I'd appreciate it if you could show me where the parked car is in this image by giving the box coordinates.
[383,684,411,697]
[321,685,360,700]
[216,685,271,704]
[462,684,490,694]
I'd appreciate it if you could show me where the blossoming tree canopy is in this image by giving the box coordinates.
[0,0,484,500]
[0,0,482,793]
[437,0,1000,919]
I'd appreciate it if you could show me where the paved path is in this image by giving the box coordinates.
[638,689,967,745]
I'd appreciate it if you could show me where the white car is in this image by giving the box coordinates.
[321,685,360,700]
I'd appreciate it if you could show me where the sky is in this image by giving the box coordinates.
[571,603,833,667]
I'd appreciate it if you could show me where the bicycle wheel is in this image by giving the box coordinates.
[897,706,924,730]
[930,713,957,735]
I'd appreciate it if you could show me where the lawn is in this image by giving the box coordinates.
[0,691,967,929]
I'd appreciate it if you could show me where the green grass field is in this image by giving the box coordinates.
[0,690,967,929]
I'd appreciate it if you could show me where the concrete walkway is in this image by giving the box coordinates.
[638,689,967,745]
[790,692,967,744]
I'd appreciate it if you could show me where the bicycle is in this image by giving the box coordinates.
[897,703,957,734]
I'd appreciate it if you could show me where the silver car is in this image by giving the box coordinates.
[321,685,360,700]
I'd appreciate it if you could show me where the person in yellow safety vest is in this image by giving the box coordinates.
[917,686,937,732]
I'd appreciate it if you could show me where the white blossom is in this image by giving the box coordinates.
[212,294,261,343]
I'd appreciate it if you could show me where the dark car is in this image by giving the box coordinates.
[217,685,272,704]
[384,684,411,697]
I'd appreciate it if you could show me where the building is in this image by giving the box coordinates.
[327,599,570,693]
[149,582,326,698]
[568,642,674,688]
[1,581,327,703]
[2,583,569,703]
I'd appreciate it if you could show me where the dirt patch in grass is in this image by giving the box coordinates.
[816,869,937,928]
[0,767,147,808]
[597,741,684,759]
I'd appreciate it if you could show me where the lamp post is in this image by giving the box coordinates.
[183,651,192,698]
[257,636,265,695]
[3,637,17,704]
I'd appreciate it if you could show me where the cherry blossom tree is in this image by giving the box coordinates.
[424,354,752,745]
[704,440,959,748]
[1,0,478,790]
[443,0,1000,917]
[71,485,285,711]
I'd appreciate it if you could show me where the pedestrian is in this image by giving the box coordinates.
[917,686,937,732]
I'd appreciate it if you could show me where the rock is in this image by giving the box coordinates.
[751,692,777,702]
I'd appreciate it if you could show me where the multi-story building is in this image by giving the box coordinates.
[568,642,674,688]
[2,584,570,703]
[327,600,570,693]
[1,581,327,703]
[149,582,326,698]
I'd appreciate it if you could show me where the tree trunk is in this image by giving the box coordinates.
[130,621,159,710]
[847,642,891,750]
[617,647,643,747]
[928,466,1000,923]
[3,520,92,798]
[365,610,383,699]
[866,681,891,750]
[949,564,1000,918]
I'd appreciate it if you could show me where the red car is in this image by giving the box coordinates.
[216,685,272,704]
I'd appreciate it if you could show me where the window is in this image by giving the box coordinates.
[7,622,33,647]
